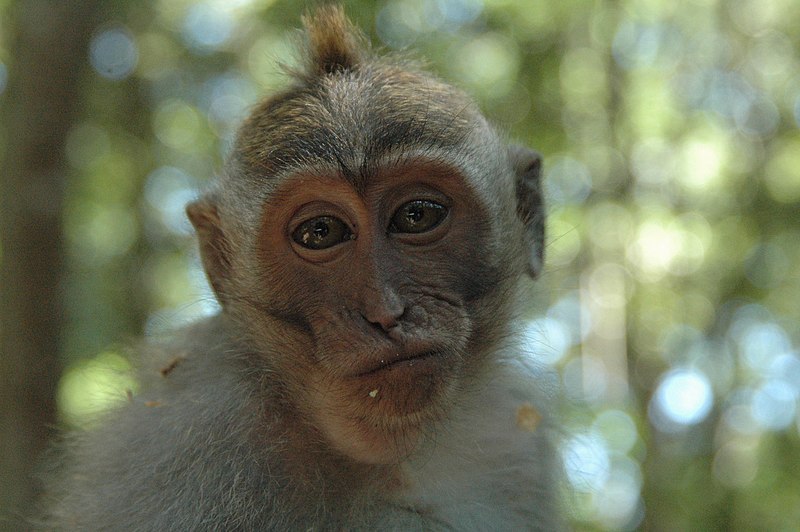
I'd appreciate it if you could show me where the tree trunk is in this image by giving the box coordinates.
[0,0,100,526]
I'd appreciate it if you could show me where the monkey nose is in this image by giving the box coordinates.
[363,307,403,333]
[361,299,405,334]
[359,280,406,334]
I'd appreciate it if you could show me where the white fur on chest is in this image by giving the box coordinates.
[399,360,557,530]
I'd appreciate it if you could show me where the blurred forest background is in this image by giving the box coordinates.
[1,0,799,529]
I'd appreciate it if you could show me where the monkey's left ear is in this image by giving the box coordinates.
[509,145,545,278]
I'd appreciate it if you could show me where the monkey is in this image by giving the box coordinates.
[41,6,560,530]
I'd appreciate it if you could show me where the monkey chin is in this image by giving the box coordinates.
[309,354,456,465]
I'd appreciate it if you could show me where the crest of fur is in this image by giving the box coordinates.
[300,4,368,78]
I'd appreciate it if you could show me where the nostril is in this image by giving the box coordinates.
[360,284,405,334]
[362,304,405,334]
[364,312,399,333]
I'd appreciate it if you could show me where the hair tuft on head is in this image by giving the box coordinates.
[301,4,368,76]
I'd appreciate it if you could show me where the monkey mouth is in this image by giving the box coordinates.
[355,350,440,377]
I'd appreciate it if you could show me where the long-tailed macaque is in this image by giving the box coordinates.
[43,6,560,530]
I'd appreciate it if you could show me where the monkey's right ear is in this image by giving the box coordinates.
[186,198,231,303]
[509,145,545,278]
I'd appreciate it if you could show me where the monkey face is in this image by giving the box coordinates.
[250,157,506,463]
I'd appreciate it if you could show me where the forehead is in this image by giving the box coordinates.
[235,65,480,191]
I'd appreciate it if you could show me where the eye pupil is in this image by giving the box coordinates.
[292,216,351,250]
[390,200,448,234]
[313,221,329,238]
[407,205,424,223]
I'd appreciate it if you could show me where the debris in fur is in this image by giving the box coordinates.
[516,403,542,432]
[160,355,187,377]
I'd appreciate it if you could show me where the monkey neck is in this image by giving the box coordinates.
[264,390,410,509]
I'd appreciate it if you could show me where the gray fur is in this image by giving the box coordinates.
[42,316,561,530]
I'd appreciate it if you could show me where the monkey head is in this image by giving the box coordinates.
[186,6,544,465]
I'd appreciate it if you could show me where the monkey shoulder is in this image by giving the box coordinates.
[44,316,289,530]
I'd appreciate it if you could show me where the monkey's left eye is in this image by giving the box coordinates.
[292,216,353,250]
[389,200,448,234]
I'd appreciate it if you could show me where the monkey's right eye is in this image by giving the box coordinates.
[292,216,353,250]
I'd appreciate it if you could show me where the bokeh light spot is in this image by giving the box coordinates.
[735,319,791,374]
[89,28,138,81]
[57,351,137,428]
[768,353,800,394]
[66,203,138,266]
[612,22,667,70]
[153,99,206,152]
[144,166,199,236]
[545,156,592,206]
[453,33,519,93]
[560,47,608,101]
[435,0,483,27]
[547,292,587,344]
[650,368,713,431]
[563,432,611,493]
[735,94,779,137]
[593,410,639,454]
[376,1,421,48]
[522,317,572,365]
[679,138,725,192]
[592,456,643,530]
[751,379,797,430]
[713,438,759,488]
[182,3,234,53]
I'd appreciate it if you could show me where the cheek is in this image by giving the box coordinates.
[256,234,327,308]
[418,222,503,303]
[451,248,504,303]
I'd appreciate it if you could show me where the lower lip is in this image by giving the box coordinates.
[357,352,439,378]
